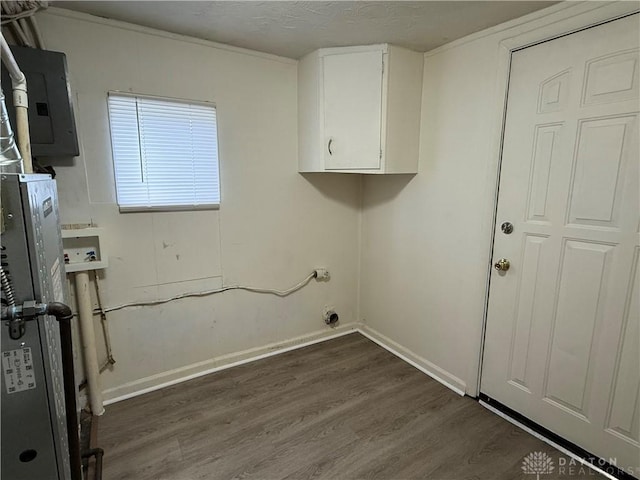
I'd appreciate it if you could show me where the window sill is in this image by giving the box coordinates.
[118,204,220,213]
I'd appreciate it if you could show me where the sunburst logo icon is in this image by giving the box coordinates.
[522,451,555,479]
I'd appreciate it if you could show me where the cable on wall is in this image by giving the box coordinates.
[77,270,322,391]
[100,270,320,314]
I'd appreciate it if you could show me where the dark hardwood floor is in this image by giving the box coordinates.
[99,333,603,479]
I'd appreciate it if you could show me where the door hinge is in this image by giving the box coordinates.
[379,149,383,160]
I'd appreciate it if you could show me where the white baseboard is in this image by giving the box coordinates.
[357,325,467,396]
[96,323,617,480]
[103,323,359,405]
[102,322,467,405]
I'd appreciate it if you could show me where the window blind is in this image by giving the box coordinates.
[108,93,220,211]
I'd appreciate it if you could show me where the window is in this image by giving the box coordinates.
[107,93,220,211]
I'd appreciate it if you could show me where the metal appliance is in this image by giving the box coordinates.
[1,173,80,480]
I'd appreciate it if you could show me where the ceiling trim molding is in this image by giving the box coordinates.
[424,1,636,58]
[40,6,298,65]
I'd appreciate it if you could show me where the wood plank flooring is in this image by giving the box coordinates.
[99,333,603,480]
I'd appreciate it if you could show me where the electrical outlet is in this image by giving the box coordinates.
[314,268,330,280]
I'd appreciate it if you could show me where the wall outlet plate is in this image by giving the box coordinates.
[314,268,330,280]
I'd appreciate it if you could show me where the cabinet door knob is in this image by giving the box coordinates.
[328,138,333,156]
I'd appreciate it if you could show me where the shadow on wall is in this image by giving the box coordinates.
[360,174,415,208]
[300,172,362,208]
[36,156,77,174]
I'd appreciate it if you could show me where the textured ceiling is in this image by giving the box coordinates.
[52,1,559,59]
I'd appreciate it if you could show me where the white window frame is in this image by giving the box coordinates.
[107,91,221,212]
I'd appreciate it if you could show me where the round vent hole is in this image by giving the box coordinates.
[19,450,37,463]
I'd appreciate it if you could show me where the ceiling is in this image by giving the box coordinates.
[52,1,559,59]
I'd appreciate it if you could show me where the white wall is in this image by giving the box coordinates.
[35,9,361,401]
[360,28,507,394]
[31,2,636,404]
[359,2,638,395]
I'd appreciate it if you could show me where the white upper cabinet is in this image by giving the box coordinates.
[298,44,423,174]
[323,49,383,170]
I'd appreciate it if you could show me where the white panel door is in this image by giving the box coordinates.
[322,50,383,170]
[482,14,639,471]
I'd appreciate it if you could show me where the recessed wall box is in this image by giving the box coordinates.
[61,228,108,272]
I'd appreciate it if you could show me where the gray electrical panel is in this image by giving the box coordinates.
[1,45,79,157]
[1,174,71,479]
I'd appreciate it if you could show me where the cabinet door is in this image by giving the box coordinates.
[322,50,383,170]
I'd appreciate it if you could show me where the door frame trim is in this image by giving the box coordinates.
[471,3,640,397]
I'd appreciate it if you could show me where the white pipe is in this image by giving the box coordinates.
[74,271,105,416]
[0,34,25,93]
[27,16,45,49]
[8,22,29,46]
[14,102,31,173]
[17,18,35,47]
[0,33,32,173]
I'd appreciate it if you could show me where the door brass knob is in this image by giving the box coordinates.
[494,258,510,272]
